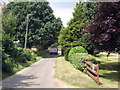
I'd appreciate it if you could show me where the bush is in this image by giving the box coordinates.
[70,53,99,72]
[63,47,72,61]
[68,46,88,62]
[62,47,71,61]
[2,48,37,73]
[11,48,37,63]
[2,52,14,73]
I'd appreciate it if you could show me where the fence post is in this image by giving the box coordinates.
[85,61,100,85]
[96,64,99,85]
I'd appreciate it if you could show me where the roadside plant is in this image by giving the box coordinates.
[71,53,99,72]
[68,46,88,62]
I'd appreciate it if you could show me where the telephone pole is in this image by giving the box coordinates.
[24,14,33,49]
[24,14,29,49]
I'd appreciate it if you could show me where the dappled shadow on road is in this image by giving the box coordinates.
[2,74,40,88]
[99,61,120,82]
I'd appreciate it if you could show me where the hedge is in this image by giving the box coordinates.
[68,46,88,62]
[70,53,99,72]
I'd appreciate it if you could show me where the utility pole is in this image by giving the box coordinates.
[24,14,29,49]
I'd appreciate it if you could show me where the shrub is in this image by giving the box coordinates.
[2,52,14,73]
[63,47,72,61]
[2,48,37,73]
[68,46,88,62]
[12,48,37,63]
[70,53,99,72]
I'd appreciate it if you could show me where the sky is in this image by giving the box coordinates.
[49,2,77,27]
[0,0,79,27]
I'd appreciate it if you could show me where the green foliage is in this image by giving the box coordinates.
[2,11,17,36]
[58,27,75,59]
[2,52,14,73]
[12,48,37,63]
[2,32,37,72]
[2,2,39,74]
[68,46,88,62]
[2,12,17,73]
[49,42,59,48]
[87,2,120,52]
[2,11,17,55]
[69,46,88,57]
[70,53,98,71]
[63,47,72,61]
[2,33,15,54]
[3,2,62,49]
[2,47,37,72]
[58,2,98,57]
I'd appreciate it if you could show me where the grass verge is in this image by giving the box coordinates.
[55,55,119,88]
[2,56,42,80]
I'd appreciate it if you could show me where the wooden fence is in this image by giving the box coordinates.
[85,61,100,85]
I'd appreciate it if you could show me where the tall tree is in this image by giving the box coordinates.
[3,2,62,50]
[58,2,97,55]
[2,12,17,72]
[87,2,120,53]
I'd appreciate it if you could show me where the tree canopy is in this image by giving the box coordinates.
[3,2,62,50]
[87,2,120,53]
[58,2,97,55]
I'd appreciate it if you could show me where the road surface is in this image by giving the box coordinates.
[2,55,60,88]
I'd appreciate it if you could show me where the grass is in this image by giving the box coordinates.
[55,57,98,88]
[2,56,42,80]
[96,53,119,87]
[55,53,119,88]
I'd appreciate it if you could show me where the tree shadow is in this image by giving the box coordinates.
[100,62,120,71]
[99,61,120,82]
[100,72,119,82]
[2,74,40,88]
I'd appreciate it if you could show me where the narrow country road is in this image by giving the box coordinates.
[2,55,60,88]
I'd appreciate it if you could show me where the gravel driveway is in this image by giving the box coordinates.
[2,55,60,88]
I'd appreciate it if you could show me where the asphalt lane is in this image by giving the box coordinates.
[2,55,60,88]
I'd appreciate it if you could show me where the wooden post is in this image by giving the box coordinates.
[96,64,99,85]
[85,61,100,85]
